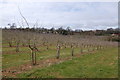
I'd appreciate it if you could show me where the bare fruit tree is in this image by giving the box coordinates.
[71,43,74,56]
[29,41,38,65]
[56,42,61,59]
[16,40,20,52]
[18,6,39,65]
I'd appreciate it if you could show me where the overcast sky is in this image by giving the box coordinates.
[0,0,118,30]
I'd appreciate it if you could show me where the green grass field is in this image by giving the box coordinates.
[2,46,89,69]
[16,47,118,78]
[2,43,118,78]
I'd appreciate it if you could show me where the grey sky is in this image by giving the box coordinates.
[0,0,118,30]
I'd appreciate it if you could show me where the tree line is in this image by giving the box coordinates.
[2,23,120,36]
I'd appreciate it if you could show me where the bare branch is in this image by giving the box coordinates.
[18,6,29,27]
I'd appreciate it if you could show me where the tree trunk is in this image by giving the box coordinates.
[8,42,12,47]
[16,42,19,52]
[71,47,74,56]
[16,46,19,52]
[34,51,36,65]
[56,45,60,59]
[46,45,49,50]
[31,51,34,65]
[71,44,74,56]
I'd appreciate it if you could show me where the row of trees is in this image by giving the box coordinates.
[3,29,117,65]
[4,23,74,35]
[3,23,120,36]
[4,23,120,36]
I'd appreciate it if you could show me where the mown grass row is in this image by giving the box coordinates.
[3,45,94,69]
[17,47,118,78]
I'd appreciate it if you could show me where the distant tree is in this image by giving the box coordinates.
[50,27,55,33]
[57,27,63,34]
[66,27,74,35]
[4,27,7,29]
[75,29,83,33]
[56,27,74,35]
[66,27,71,33]
[10,23,16,29]
[106,28,114,34]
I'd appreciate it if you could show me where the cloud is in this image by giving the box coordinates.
[0,1,118,30]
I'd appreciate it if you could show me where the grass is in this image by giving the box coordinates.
[17,47,118,78]
[2,42,118,78]
[2,44,89,69]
